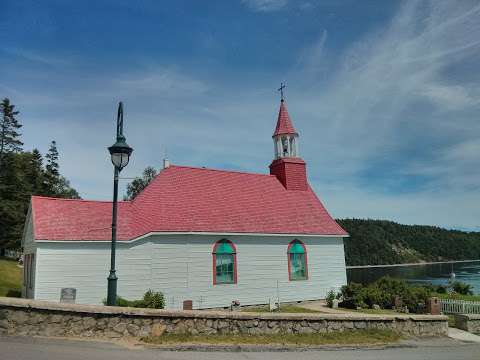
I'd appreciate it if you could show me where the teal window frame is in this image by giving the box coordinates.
[288,240,308,281]
[213,239,237,285]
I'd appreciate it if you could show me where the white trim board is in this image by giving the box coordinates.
[35,231,349,244]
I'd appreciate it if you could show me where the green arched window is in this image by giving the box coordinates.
[213,239,237,285]
[288,240,308,280]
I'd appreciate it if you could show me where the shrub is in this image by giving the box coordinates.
[102,289,165,309]
[339,277,434,313]
[451,281,473,296]
[434,284,447,294]
[339,282,365,309]
[326,290,336,308]
[142,289,165,309]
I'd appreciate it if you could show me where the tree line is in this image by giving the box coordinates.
[0,98,79,250]
[339,218,480,266]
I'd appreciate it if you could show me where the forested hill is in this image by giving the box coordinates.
[338,219,480,266]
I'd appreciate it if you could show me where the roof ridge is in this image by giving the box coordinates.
[31,195,131,204]
[168,164,275,177]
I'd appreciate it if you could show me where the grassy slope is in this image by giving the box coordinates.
[143,329,401,346]
[242,305,321,313]
[0,258,22,297]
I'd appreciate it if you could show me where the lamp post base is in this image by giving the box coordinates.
[106,271,118,306]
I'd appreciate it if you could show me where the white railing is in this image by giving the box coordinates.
[440,299,480,314]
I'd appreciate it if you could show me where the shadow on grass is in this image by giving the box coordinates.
[6,289,21,298]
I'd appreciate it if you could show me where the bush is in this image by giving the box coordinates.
[434,284,448,294]
[451,281,473,296]
[102,289,165,309]
[142,289,165,309]
[339,282,365,309]
[326,290,336,308]
[339,277,434,313]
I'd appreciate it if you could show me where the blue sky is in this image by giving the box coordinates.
[1,0,479,230]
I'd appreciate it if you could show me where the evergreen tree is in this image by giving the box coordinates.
[124,166,158,200]
[44,140,60,194]
[0,153,28,249]
[0,98,23,170]
[25,149,45,195]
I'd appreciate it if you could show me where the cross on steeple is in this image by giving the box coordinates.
[278,82,286,101]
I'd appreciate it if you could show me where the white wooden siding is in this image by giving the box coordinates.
[34,234,347,309]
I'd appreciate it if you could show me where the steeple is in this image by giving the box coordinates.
[272,99,299,159]
[269,85,307,191]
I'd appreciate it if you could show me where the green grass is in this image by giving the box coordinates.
[447,315,456,328]
[143,329,401,346]
[433,293,480,302]
[0,258,22,297]
[242,304,321,313]
[339,308,403,315]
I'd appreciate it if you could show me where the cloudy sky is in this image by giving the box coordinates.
[1,0,479,230]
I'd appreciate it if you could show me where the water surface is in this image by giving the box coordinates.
[347,261,480,294]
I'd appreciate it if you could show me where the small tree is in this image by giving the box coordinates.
[124,166,158,200]
[44,140,60,192]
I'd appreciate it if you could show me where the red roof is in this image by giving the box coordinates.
[31,165,347,241]
[273,100,297,137]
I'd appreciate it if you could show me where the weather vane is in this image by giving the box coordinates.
[278,82,286,101]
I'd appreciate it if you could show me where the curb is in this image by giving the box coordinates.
[140,341,417,352]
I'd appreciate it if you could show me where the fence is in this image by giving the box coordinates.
[440,299,480,314]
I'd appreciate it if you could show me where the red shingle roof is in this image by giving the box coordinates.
[31,165,347,241]
[273,100,297,137]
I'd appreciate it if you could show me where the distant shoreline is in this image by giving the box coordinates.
[347,259,480,269]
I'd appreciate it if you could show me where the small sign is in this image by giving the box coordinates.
[60,288,76,303]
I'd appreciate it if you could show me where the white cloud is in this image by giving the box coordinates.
[419,84,478,109]
[242,0,288,12]
[114,68,209,98]
[1,47,71,67]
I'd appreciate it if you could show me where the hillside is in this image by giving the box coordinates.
[338,219,480,266]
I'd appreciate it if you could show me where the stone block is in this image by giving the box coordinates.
[113,322,127,334]
[151,323,166,337]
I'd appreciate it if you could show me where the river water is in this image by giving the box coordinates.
[347,261,480,295]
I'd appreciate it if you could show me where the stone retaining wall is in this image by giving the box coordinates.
[455,314,480,334]
[0,298,448,339]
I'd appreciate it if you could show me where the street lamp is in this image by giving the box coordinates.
[106,102,133,306]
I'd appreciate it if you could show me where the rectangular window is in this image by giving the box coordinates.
[215,254,234,284]
[289,253,307,280]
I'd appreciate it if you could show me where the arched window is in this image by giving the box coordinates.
[289,137,295,156]
[288,240,308,280]
[212,239,237,285]
[281,136,288,156]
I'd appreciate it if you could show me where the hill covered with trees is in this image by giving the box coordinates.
[338,219,480,266]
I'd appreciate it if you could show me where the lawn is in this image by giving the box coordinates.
[339,307,403,315]
[0,258,22,297]
[143,329,401,346]
[242,304,321,313]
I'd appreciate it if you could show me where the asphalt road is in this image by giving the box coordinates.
[1,336,479,360]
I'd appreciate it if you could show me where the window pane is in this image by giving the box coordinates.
[215,241,235,254]
[290,253,306,280]
[216,254,234,283]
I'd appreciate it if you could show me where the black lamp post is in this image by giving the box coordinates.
[106,102,133,306]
